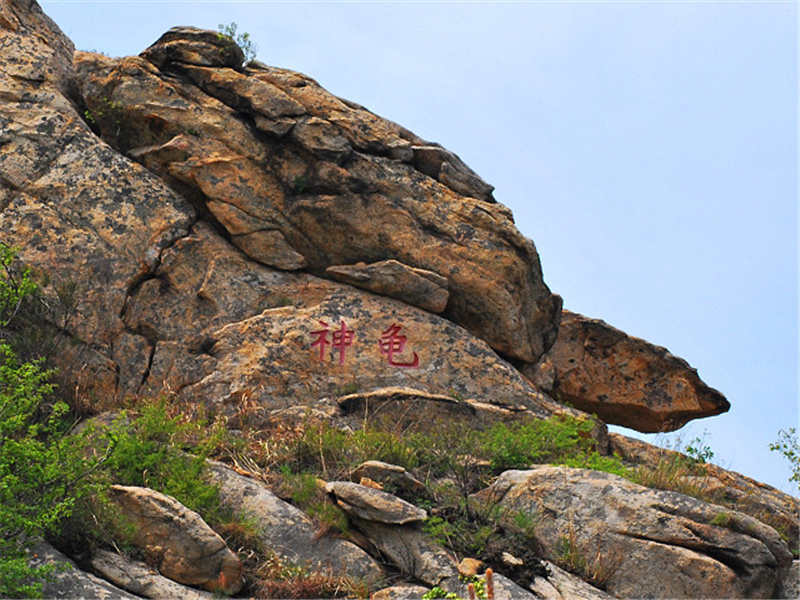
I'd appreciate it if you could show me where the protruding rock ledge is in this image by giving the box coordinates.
[326,259,449,313]
[523,310,730,432]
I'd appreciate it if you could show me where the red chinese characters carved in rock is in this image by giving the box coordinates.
[310,320,354,365]
[378,323,419,368]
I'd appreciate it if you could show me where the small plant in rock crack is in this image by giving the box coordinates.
[218,22,257,63]
[684,432,715,464]
[710,512,732,528]
[292,175,309,194]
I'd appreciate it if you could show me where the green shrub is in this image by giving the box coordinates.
[769,427,799,489]
[0,245,99,597]
[101,400,224,520]
[479,414,611,471]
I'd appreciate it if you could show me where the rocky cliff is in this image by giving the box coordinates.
[0,1,796,598]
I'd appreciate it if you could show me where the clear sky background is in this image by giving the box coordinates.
[40,0,797,494]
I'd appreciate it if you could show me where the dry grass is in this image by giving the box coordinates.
[253,552,370,599]
[627,448,717,503]
[556,522,622,591]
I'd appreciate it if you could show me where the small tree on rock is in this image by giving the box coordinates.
[218,22,257,63]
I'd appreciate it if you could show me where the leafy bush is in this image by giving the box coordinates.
[101,400,225,519]
[769,427,799,489]
[0,245,99,597]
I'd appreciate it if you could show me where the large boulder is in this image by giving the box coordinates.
[326,481,428,525]
[205,460,384,583]
[474,466,792,599]
[107,485,242,594]
[609,433,800,554]
[72,27,563,364]
[523,310,729,432]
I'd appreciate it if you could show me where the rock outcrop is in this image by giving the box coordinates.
[71,28,562,364]
[3,2,797,599]
[107,485,242,594]
[475,466,793,599]
[610,433,800,554]
[28,542,140,600]
[529,561,614,600]
[326,259,450,314]
[524,310,730,432]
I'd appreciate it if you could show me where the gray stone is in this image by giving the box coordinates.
[326,481,428,525]
[529,561,613,600]
[351,460,428,500]
[371,584,431,600]
[777,560,800,600]
[351,518,458,587]
[89,550,215,600]
[28,542,140,600]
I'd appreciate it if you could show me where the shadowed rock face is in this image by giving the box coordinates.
[70,28,562,363]
[523,310,730,432]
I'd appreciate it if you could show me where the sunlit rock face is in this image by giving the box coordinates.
[72,26,563,365]
[522,310,730,432]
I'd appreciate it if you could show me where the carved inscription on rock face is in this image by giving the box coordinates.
[310,319,419,368]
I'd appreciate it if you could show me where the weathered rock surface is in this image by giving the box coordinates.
[778,560,799,600]
[205,461,384,582]
[72,27,562,363]
[351,518,459,588]
[89,550,215,600]
[326,481,428,524]
[140,26,244,70]
[474,466,792,599]
[529,561,613,600]
[28,541,140,600]
[610,433,800,554]
[524,310,730,432]
[123,225,560,422]
[0,0,196,406]
[326,259,450,313]
[107,485,242,594]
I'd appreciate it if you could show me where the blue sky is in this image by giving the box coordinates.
[41,0,797,494]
